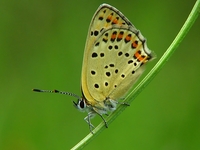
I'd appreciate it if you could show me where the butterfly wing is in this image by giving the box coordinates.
[81,4,154,105]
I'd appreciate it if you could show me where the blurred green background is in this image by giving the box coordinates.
[1,0,200,149]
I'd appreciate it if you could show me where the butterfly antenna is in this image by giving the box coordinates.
[32,89,81,99]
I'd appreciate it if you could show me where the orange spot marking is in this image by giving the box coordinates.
[125,35,131,42]
[112,18,118,24]
[132,41,138,48]
[107,15,112,21]
[111,33,117,40]
[134,51,140,59]
[117,33,123,39]
[134,51,147,62]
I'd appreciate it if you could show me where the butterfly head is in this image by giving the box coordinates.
[73,98,87,112]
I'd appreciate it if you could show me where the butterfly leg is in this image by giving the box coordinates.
[106,99,130,112]
[84,112,95,133]
[97,113,108,128]
[116,98,130,106]
[119,102,130,106]
[92,107,108,128]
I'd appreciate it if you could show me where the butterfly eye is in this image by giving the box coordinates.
[74,99,86,111]
[79,100,86,109]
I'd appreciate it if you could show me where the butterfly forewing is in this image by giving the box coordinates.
[82,4,153,105]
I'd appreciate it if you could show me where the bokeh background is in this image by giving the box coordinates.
[1,0,200,149]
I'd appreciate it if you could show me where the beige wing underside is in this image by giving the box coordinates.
[81,4,153,106]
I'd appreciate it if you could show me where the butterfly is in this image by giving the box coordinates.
[33,3,155,133]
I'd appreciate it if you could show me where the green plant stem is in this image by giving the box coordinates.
[71,1,200,149]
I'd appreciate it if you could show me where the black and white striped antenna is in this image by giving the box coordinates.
[32,89,81,100]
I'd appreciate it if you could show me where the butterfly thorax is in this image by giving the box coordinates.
[83,95,117,115]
